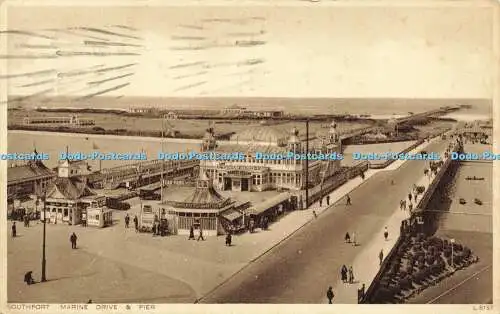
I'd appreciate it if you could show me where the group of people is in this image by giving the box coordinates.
[124,214,140,232]
[340,265,355,284]
[318,194,331,207]
[188,225,205,241]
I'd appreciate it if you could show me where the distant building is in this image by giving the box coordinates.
[164,111,178,120]
[128,107,159,114]
[222,104,247,115]
[199,121,342,192]
[7,156,55,202]
[249,110,284,118]
[23,115,95,126]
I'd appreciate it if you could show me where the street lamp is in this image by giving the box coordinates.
[41,189,47,282]
[450,238,455,268]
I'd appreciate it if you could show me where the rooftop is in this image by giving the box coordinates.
[229,125,290,145]
[7,161,55,184]
[47,177,95,200]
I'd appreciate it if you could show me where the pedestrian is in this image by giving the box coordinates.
[70,232,77,249]
[352,232,357,246]
[313,210,317,219]
[152,223,157,236]
[400,200,403,210]
[348,266,354,283]
[409,203,413,212]
[326,286,334,304]
[11,222,17,238]
[384,226,388,241]
[197,227,205,241]
[24,271,35,285]
[408,193,412,202]
[403,200,407,210]
[225,232,232,246]
[379,249,384,266]
[125,214,130,228]
[326,195,330,206]
[189,225,195,240]
[133,215,139,232]
[319,197,323,207]
[345,232,351,243]
[341,265,348,283]
[346,194,351,205]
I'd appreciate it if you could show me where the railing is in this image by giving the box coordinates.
[305,161,369,207]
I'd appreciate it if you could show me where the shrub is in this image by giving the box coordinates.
[399,277,411,290]
[417,233,426,242]
[430,264,441,275]
[413,270,426,284]
[444,248,452,258]
[464,248,471,258]
[418,255,425,263]
[376,287,394,303]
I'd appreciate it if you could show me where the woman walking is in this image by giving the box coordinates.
[348,266,354,284]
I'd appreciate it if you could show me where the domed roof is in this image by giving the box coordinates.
[230,125,288,144]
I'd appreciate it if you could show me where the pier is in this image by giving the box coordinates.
[86,159,199,189]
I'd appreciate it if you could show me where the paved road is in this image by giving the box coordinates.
[200,140,450,303]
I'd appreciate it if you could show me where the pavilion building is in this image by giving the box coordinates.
[199,121,342,192]
[162,170,249,236]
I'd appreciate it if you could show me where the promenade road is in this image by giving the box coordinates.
[200,139,450,303]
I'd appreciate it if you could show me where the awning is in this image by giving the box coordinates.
[246,192,291,216]
[221,208,243,222]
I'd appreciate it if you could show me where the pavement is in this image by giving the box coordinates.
[199,138,451,303]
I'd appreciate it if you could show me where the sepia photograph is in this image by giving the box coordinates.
[1,0,498,311]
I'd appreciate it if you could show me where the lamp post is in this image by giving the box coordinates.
[450,238,455,268]
[41,189,47,282]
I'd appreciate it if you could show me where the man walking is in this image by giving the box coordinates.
[70,232,78,249]
[408,193,412,203]
[379,249,384,266]
[340,265,348,283]
[326,286,334,304]
[225,232,232,246]
[189,225,195,240]
[326,195,330,206]
[124,214,130,228]
[197,227,205,241]
[319,197,323,207]
[345,232,351,243]
[384,226,389,241]
[346,194,351,206]
[348,266,354,284]
[11,222,17,238]
[133,215,139,232]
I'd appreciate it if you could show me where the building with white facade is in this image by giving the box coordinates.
[199,121,342,192]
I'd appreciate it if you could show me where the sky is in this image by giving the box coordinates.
[2,3,496,99]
